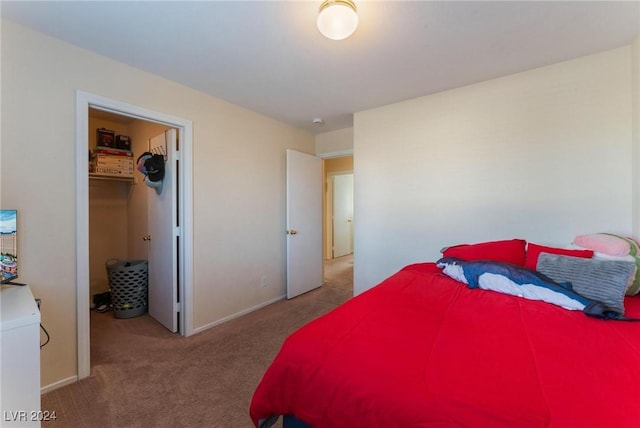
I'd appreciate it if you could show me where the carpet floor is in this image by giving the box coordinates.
[41,255,354,428]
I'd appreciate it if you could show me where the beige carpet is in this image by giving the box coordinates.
[42,255,354,428]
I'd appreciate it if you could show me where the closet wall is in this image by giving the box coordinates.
[88,110,170,298]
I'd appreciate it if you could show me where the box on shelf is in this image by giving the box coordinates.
[91,152,134,178]
[93,167,134,178]
[97,128,116,148]
[94,147,133,157]
[116,135,131,151]
[93,154,134,166]
[94,166,134,174]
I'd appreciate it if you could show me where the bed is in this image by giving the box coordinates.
[250,238,640,428]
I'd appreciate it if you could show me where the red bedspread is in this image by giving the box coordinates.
[250,263,640,427]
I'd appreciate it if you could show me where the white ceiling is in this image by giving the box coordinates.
[2,1,639,134]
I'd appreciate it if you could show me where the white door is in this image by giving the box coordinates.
[147,129,178,332]
[332,173,354,258]
[286,149,323,299]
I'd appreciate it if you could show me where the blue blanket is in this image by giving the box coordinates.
[436,257,631,320]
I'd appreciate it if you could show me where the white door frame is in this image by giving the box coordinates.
[75,91,194,379]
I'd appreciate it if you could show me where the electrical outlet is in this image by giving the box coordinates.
[261,275,267,287]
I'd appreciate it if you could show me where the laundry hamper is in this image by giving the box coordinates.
[106,259,148,319]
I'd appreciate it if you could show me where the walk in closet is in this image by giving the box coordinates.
[88,109,171,312]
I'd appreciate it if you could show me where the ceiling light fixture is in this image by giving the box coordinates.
[317,0,358,41]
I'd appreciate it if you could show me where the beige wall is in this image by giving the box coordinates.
[316,127,353,156]
[324,156,353,174]
[354,46,638,294]
[1,20,314,388]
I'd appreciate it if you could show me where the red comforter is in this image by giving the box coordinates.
[250,263,640,427]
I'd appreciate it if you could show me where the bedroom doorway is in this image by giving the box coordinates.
[76,91,194,380]
[323,156,354,260]
[322,155,354,296]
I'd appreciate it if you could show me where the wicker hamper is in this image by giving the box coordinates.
[105,259,148,319]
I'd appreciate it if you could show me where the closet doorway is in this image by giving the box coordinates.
[76,91,194,380]
[89,111,177,329]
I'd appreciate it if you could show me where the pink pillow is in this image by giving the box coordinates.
[442,239,527,266]
[573,234,630,257]
[524,243,593,270]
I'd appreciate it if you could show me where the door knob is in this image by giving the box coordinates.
[143,235,152,241]
[287,229,298,235]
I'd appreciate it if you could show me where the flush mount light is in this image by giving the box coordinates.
[317,0,358,41]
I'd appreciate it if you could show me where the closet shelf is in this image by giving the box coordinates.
[89,173,135,183]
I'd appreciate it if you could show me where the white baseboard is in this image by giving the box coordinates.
[191,294,286,335]
[41,375,78,395]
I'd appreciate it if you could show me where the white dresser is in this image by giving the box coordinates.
[1,284,41,427]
